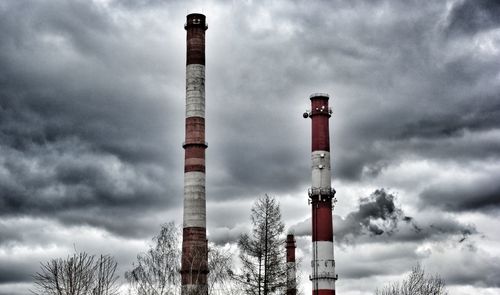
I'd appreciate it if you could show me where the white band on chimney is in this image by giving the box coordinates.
[186,64,205,118]
[311,241,336,290]
[183,171,206,228]
[311,151,331,190]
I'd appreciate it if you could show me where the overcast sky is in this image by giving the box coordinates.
[1,0,500,294]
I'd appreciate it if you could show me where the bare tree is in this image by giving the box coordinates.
[236,194,286,295]
[32,252,119,295]
[126,222,236,295]
[126,222,181,295]
[375,264,448,295]
[93,255,119,295]
[207,244,242,295]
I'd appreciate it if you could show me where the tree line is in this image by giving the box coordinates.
[31,195,447,295]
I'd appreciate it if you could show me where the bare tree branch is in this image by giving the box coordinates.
[126,222,181,295]
[375,264,448,295]
[32,252,119,295]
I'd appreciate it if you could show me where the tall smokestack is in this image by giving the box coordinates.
[286,234,297,295]
[303,93,337,295]
[181,13,208,295]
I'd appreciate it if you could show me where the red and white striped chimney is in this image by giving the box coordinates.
[181,13,208,295]
[303,93,337,295]
[286,234,297,295]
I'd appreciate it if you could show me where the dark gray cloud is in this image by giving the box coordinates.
[398,97,500,140]
[291,189,476,245]
[212,0,500,182]
[0,255,39,284]
[420,173,500,213]
[336,189,402,241]
[0,0,184,237]
[446,0,500,36]
[178,0,500,189]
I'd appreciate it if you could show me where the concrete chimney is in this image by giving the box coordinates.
[181,13,208,295]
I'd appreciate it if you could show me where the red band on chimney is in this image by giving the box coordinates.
[310,96,330,152]
[181,228,208,283]
[311,200,334,241]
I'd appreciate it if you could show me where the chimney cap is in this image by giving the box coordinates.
[187,12,206,18]
[309,93,330,100]
[185,13,208,30]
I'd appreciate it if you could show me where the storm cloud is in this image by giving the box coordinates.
[420,173,500,213]
[291,189,476,245]
[0,0,186,237]
[446,0,500,37]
